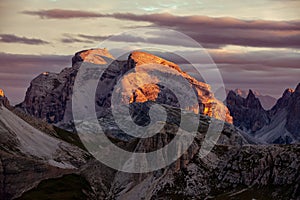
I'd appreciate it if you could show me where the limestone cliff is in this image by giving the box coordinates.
[18,48,232,124]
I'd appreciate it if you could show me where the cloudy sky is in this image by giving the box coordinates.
[0,0,299,104]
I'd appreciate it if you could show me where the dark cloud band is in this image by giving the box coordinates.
[0,34,49,45]
[22,9,300,48]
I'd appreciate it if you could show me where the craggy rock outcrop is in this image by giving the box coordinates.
[16,69,76,123]
[1,96,299,199]
[227,84,300,144]
[233,88,277,110]
[90,105,299,200]
[109,138,300,200]
[16,49,115,123]
[226,89,269,132]
[18,48,232,124]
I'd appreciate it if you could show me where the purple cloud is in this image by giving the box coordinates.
[22,9,106,19]
[0,34,49,45]
[22,10,300,48]
[60,34,111,44]
[22,10,300,30]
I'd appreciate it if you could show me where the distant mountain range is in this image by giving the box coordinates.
[226,84,300,144]
[226,88,277,110]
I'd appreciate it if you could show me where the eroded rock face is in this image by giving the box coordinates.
[18,49,232,124]
[1,95,299,199]
[107,108,298,199]
[109,134,300,200]
[17,49,114,123]
[16,69,76,123]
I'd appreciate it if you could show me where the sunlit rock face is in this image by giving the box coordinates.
[72,48,114,65]
[18,48,232,124]
[0,89,4,97]
[126,51,233,123]
[129,84,161,103]
[0,88,10,108]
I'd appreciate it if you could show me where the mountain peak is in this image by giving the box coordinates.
[247,89,255,97]
[295,83,300,93]
[129,51,182,72]
[246,89,259,103]
[72,48,115,65]
[0,88,4,97]
[19,48,233,124]
[227,90,237,97]
[226,88,268,132]
[234,88,244,97]
[0,88,10,108]
[283,88,294,98]
[127,51,232,123]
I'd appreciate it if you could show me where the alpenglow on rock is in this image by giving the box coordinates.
[125,51,232,122]
[17,48,232,124]
[0,88,10,108]
[0,88,4,97]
